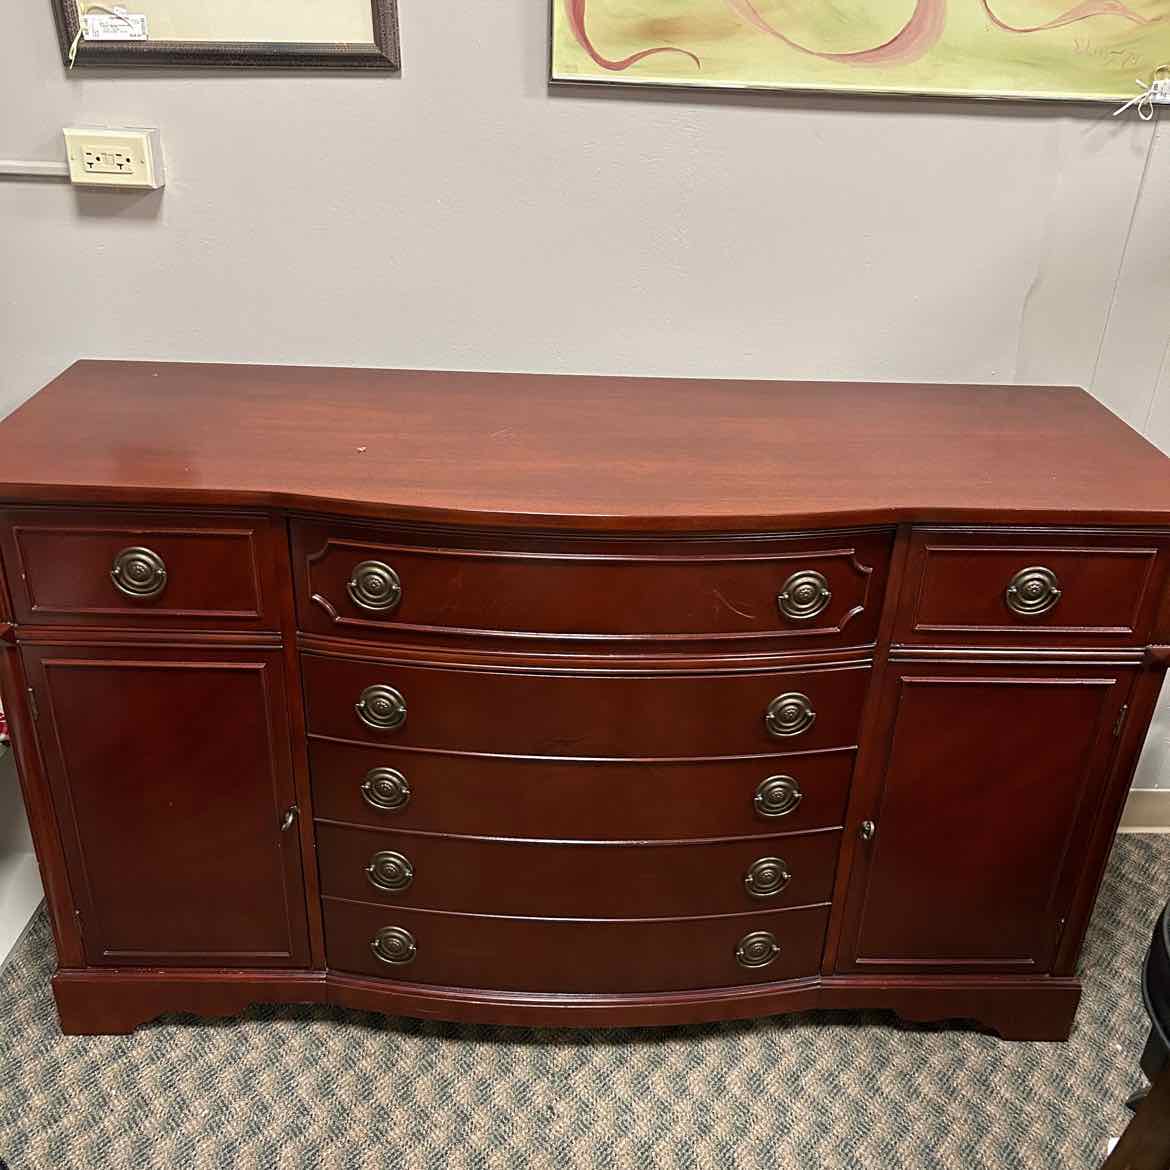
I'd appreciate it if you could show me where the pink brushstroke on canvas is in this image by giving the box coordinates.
[723,0,944,63]
[564,0,701,68]
[565,0,1158,72]
[980,0,1155,32]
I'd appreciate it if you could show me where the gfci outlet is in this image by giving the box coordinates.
[63,127,165,190]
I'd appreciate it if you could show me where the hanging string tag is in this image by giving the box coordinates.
[1113,66,1170,121]
[68,3,148,67]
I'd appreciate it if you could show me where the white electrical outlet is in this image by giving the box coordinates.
[63,127,165,190]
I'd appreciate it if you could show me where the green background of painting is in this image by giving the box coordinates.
[551,0,1170,101]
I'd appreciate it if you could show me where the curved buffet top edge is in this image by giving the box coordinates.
[0,484,1169,533]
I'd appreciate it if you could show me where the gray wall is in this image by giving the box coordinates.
[2,0,1169,787]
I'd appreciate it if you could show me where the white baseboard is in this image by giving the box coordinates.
[0,750,42,961]
[0,852,42,963]
[1120,788,1170,833]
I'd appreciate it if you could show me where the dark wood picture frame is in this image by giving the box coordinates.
[50,0,399,70]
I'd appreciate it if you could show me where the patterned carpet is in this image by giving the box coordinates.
[0,836,1166,1170]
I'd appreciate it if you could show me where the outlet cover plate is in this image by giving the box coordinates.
[63,127,165,190]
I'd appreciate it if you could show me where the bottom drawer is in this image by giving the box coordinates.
[324,898,829,993]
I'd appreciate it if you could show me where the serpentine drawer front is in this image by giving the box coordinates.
[2,361,1170,1039]
[306,742,854,840]
[300,652,871,758]
[315,823,840,917]
[291,520,893,650]
[322,899,833,993]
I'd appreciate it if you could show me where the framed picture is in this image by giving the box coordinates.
[550,0,1170,104]
[52,0,399,70]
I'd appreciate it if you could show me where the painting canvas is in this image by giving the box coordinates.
[551,0,1170,102]
[69,0,377,42]
[51,0,399,68]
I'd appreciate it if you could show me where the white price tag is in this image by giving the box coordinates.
[84,10,149,41]
[1149,77,1170,105]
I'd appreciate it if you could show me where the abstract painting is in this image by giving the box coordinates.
[551,1,1170,102]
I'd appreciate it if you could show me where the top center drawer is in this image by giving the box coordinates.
[291,521,893,650]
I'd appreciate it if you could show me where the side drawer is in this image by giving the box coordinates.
[316,823,840,918]
[302,652,871,758]
[308,741,854,839]
[895,528,1170,646]
[292,520,892,649]
[0,508,282,630]
[323,899,830,992]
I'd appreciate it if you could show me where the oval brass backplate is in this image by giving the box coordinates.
[356,684,408,731]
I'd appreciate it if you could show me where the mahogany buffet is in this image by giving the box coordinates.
[1,363,1169,1038]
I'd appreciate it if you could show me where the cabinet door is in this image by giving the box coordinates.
[836,662,1136,973]
[25,645,310,968]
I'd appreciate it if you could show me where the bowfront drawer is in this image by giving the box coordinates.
[0,508,282,630]
[323,898,830,992]
[308,741,853,839]
[292,520,892,649]
[302,652,870,758]
[316,823,840,918]
[896,528,1170,646]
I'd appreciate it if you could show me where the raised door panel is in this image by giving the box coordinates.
[836,662,1136,973]
[24,645,311,967]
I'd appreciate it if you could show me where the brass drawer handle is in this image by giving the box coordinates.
[1005,566,1062,617]
[754,775,803,818]
[370,925,417,966]
[736,931,780,969]
[348,560,402,613]
[366,850,414,893]
[765,692,816,738]
[356,684,407,731]
[744,857,791,899]
[110,546,167,600]
[777,570,831,621]
[361,767,411,812]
